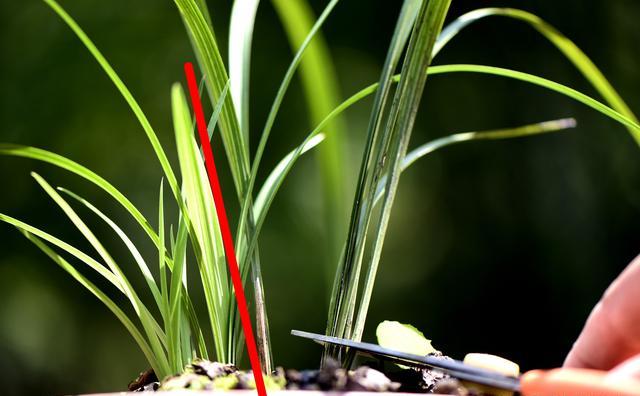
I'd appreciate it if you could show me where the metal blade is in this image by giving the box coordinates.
[291,329,521,392]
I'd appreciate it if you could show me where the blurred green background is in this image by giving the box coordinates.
[1,0,639,395]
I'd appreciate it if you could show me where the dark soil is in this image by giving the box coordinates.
[129,357,492,395]
[128,368,158,392]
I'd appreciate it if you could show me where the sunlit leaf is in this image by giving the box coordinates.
[376,321,436,357]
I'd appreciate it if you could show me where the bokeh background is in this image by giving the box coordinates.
[1,0,639,395]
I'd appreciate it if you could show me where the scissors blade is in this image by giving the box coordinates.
[291,329,521,392]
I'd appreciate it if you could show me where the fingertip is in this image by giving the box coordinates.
[608,354,640,380]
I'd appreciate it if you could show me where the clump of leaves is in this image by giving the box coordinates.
[323,0,640,367]
[0,0,638,386]
[0,0,348,378]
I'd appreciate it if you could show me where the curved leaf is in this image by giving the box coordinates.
[58,187,164,317]
[31,172,171,376]
[255,62,638,238]
[235,0,340,269]
[0,144,159,247]
[428,64,640,134]
[373,118,577,204]
[435,7,639,144]
[272,0,349,280]
[21,231,161,375]
[43,0,180,201]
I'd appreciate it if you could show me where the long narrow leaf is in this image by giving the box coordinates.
[225,0,343,371]
[0,145,160,248]
[254,62,640,242]
[435,8,640,144]
[175,0,249,194]
[0,214,121,289]
[350,0,453,346]
[0,212,169,377]
[325,0,422,363]
[31,172,171,376]
[229,0,261,145]
[169,215,190,368]
[57,187,164,318]
[272,0,349,284]
[44,0,181,202]
[236,0,340,267]
[158,181,169,329]
[254,134,326,217]
[373,118,577,204]
[225,0,344,372]
[176,0,271,367]
[21,231,162,376]
[429,64,640,134]
[172,82,229,362]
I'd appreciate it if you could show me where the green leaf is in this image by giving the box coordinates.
[158,180,169,331]
[0,213,121,290]
[373,118,577,203]
[207,82,230,142]
[230,0,342,372]
[57,187,164,319]
[20,230,163,376]
[376,321,436,356]
[43,0,181,202]
[272,0,349,284]
[350,0,453,348]
[193,0,214,29]
[170,213,209,362]
[175,0,249,195]
[253,134,326,218]
[247,61,636,303]
[435,8,640,145]
[0,144,160,249]
[252,114,574,256]
[0,212,171,375]
[229,0,261,145]
[325,0,423,365]
[235,0,340,266]
[177,0,270,368]
[427,64,640,135]
[172,82,228,362]
[250,87,380,243]
[30,172,171,377]
[168,215,189,368]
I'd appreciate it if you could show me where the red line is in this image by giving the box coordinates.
[184,62,267,396]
